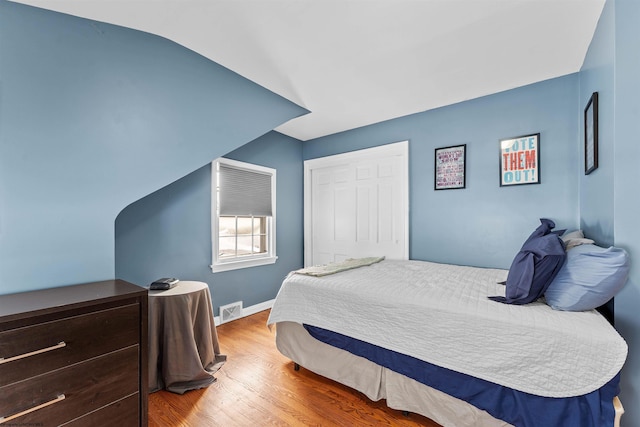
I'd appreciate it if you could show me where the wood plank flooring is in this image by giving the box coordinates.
[148,309,442,427]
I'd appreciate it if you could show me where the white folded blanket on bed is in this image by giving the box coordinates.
[267,259,628,398]
[293,256,385,277]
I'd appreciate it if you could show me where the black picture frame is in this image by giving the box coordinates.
[434,144,466,190]
[499,133,540,186]
[584,92,599,175]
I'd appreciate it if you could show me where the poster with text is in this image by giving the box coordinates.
[499,134,540,186]
[435,144,466,190]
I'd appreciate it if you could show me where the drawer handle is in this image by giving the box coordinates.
[0,341,66,365]
[0,394,66,423]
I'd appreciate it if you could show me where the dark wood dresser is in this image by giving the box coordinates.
[0,280,148,426]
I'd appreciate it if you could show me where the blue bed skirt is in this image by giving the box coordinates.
[304,324,620,427]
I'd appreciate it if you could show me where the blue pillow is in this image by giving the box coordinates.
[490,218,566,305]
[544,244,630,311]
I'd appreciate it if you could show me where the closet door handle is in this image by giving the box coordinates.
[0,394,66,423]
[0,341,66,364]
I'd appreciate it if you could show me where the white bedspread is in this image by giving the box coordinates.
[267,259,627,397]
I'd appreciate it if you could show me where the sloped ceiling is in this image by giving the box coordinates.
[12,0,605,141]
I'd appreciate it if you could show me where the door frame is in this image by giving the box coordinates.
[303,141,409,267]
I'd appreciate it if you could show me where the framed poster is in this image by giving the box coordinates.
[434,144,466,190]
[499,133,540,186]
[584,92,598,175]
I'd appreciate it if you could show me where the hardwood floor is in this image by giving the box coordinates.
[148,309,441,427]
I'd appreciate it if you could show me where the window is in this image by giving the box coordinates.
[211,158,277,272]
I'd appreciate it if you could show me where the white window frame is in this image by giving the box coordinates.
[210,158,277,273]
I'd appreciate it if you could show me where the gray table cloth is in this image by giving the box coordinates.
[148,281,226,394]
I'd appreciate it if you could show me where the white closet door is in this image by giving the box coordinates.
[304,141,409,267]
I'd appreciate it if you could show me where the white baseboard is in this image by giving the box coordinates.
[214,298,275,325]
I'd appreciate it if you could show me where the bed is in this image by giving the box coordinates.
[267,257,627,427]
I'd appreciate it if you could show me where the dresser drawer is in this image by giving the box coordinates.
[61,393,140,427]
[0,345,139,426]
[0,303,140,387]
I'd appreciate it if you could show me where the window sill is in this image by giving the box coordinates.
[210,256,278,273]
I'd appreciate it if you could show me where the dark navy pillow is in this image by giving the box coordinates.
[490,218,566,305]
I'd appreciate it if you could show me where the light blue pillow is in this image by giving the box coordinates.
[545,244,630,311]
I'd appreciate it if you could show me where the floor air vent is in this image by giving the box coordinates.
[220,301,243,323]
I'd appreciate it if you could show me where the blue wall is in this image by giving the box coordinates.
[0,1,305,294]
[588,0,640,423]
[115,65,582,315]
[304,75,580,269]
[579,0,616,247]
[115,131,304,314]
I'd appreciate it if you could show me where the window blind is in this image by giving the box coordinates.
[219,163,273,216]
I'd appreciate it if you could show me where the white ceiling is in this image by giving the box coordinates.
[12,0,605,141]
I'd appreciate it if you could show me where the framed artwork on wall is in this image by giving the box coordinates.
[584,92,599,175]
[499,133,540,186]
[434,144,466,190]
